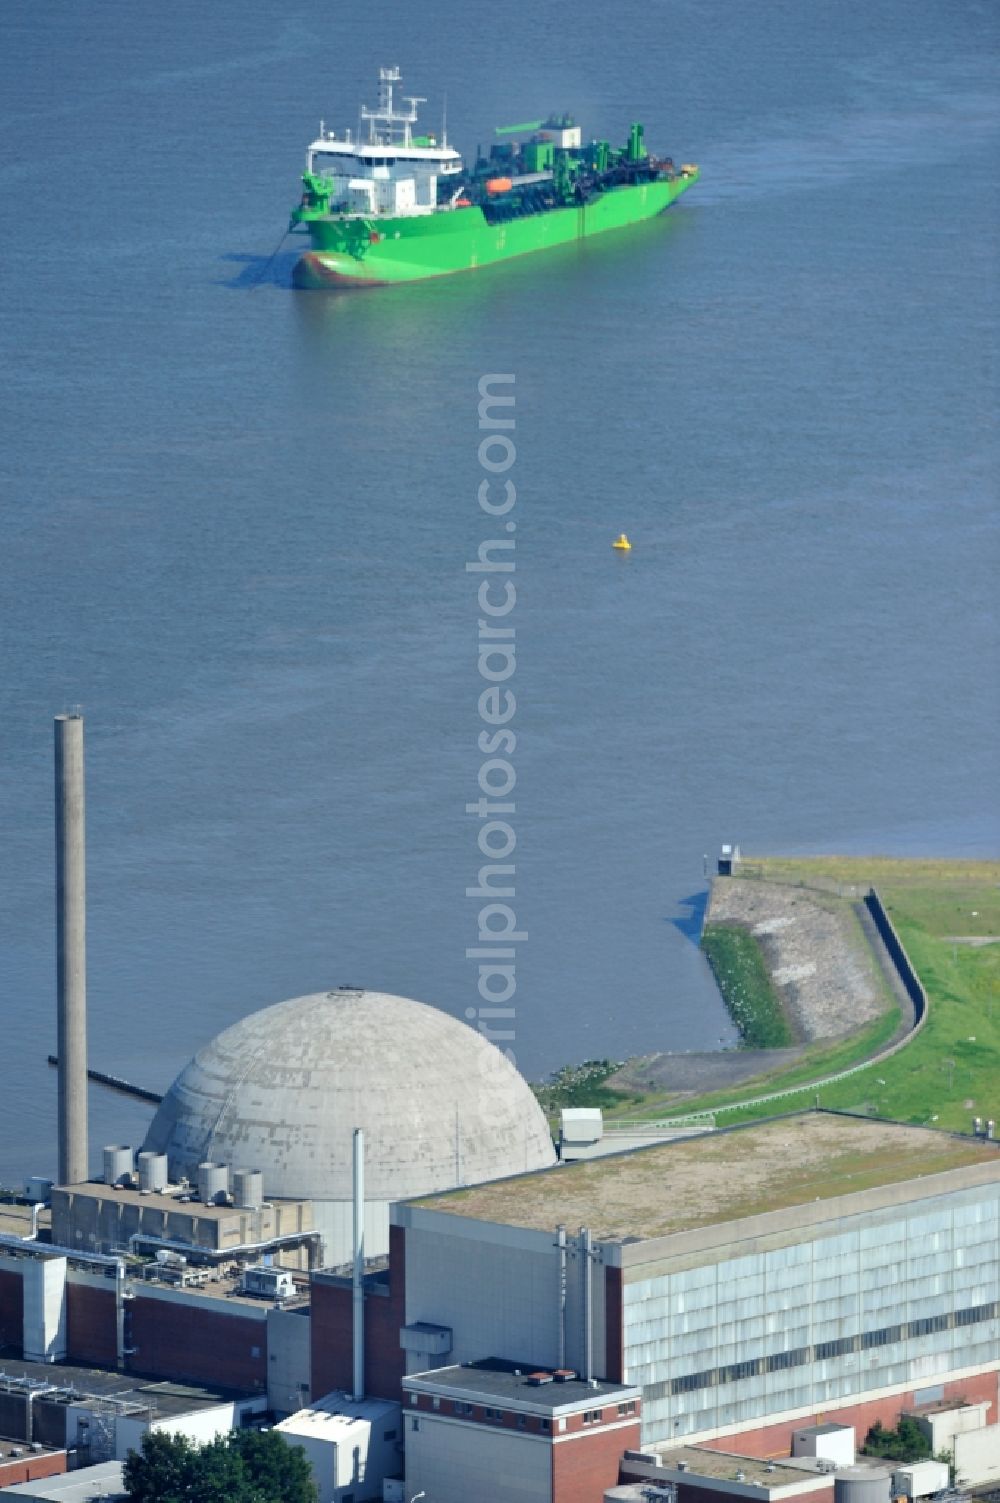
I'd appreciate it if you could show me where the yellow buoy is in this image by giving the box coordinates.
[612,533,632,551]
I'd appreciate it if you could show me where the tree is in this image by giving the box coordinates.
[123,1426,318,1503]
[122,1430,199,1503]
[863,1416,931,1462]
[230,1428,317,1503]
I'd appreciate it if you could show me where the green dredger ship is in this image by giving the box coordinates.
[290,66,698,288]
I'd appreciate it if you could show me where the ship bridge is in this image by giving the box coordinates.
[304,66,463,218]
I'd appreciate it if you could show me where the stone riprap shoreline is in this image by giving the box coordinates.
[609,877,898,1099]
[706,877,887,1041]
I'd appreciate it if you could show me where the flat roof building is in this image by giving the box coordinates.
[403,1358,641,1503]
[394,1113,1000,1449]
[275,1392,401,1502]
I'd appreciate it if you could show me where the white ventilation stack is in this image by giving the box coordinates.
[137,1152,169,1193]
[352,1127,365,1402]
[232,1168,264,1209]
[197,1162,229,1204]
[55,713,88,1186]
[103,1146,133,1187]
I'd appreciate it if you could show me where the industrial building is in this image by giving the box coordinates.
[274,1392,401,1502]
[2,716,997,1500]
[400,1113,999,1445]
[6,1110,998,1499]
[0,1354,265,1465]
[141,985,557,1266]
[50,1174,316,1269]
[402,1359,641,1503]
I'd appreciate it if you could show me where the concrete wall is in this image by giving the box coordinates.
[398,1211,608,1378]
[312,1198,391,1270]
[955,1424,1000,1488]
[864,890,927,1024]
[405,1412,551,1503]
[912,1399,990,1452]
[50,1186,313,1261]
[22,1257,67,1363]
[267,1305,312,1413]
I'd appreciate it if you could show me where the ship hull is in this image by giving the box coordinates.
[293,173,697,288]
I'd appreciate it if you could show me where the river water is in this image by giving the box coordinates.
[0,0,997,1181]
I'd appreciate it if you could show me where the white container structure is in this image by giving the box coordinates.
[241,1265,296,1300]
[792,1423,855,1467]
[892,1460,951,1498]
[276,1394,401,1503]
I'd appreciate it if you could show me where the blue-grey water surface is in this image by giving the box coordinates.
[1,0,997,1181]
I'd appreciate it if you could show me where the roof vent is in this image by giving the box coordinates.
[676,1461,688,1472]
[526,1372,553,1386]
[735,1471,746,1483]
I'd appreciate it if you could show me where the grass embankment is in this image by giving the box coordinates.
[700,923,793,1048]
[533,859,998,1133]
[671,858,1000,1131]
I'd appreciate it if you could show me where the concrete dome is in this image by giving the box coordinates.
[143,988,556,1203]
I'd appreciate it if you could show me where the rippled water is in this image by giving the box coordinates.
[1,0,997,1180]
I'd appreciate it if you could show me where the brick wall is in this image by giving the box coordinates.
[0,1267,24,1354]
[0,1450,67,1487]
[66,1279,117,1367]
[311,1223,407,1402]
[699,1368,999,1459]
[551,1417,641,1503]
[128,1292,267,1391]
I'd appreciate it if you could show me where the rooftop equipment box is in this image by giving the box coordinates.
[792,1422,855,1467]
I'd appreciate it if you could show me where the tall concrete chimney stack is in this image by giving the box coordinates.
[55,712,88,1186]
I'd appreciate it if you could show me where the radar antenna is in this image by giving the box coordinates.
[361,65,425,147]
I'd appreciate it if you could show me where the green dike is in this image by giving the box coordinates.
[644,859,1000,1131]
[541,858,999,1132]
[700,923,793,1048]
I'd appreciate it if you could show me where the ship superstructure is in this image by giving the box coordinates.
[301,66,463,221]
[290,66,698,287]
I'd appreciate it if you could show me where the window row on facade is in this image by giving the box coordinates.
[638,1300,998,1400]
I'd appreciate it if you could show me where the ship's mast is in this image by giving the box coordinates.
[361,65,425,147]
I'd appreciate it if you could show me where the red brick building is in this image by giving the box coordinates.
[401,1359,641,1503]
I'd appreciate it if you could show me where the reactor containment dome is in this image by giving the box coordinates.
[142,987,556,1265]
